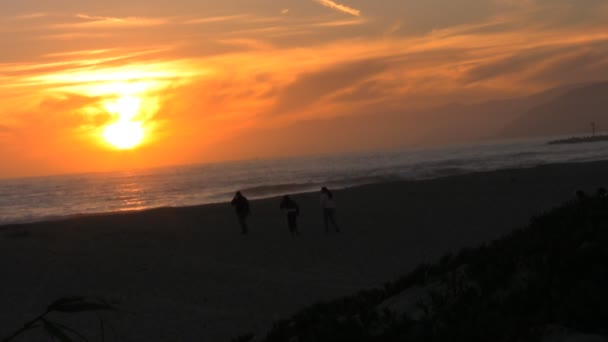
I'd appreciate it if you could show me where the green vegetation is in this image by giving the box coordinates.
[259,193,608,342]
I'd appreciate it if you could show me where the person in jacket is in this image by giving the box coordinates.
[231,191,250,234]
[320,187,340,233]
[280,195,300,236]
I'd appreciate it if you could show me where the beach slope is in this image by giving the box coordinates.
[2,161,608,341]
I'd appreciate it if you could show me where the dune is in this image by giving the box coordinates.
[2,160,608,341]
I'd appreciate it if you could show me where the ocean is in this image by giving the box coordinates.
[1,137,608,226]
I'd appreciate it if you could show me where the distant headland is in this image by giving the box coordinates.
[548,135,608,145]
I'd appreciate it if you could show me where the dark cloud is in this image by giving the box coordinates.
[364,0,498,34]
[331,79,390,102]
[270,57,392,115]
[463,37,608,87]
[368,0,608,39]
[526,44,608,85]
[464,46,566,83]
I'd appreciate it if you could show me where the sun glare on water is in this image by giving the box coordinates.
[103,95,146,150]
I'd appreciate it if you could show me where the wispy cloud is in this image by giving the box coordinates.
[37,32,112,41]
[43,49,115,58]
[313,18,368,27]
[184,14,249,25]
[495,0,533,8]
[75,13,126,22]
[313,0,361,17]
[55,13,169,28]
[14,12,49,20]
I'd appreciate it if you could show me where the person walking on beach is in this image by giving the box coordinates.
[320,187,340,233]
[280,195,300,236]
[231,191,250,235]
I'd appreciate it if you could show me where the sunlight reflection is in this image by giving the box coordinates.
[115,181,147,210]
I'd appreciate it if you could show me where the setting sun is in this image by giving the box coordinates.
[103,95,146,149]
[103,121,145,149]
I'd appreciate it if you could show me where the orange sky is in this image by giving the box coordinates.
[1,0,608,178]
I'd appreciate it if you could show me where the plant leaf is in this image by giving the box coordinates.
[47,297,88,311]
[51,322,89,341]
[52,302,116,313]
[42,319,73,342]
[48,297,117,313]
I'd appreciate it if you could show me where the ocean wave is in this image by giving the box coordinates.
[4,138,608,226]
[238,182,322,197]
[237,175,404,198]
[507,151,542,158]
[327,175,404,188]
[421,167,471,179]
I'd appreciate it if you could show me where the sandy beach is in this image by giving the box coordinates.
[2,160,608,341]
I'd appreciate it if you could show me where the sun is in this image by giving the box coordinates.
[103,121,145,149]
[102,95,146,150]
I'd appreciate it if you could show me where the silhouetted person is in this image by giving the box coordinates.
[231,191,250,234]
[280,195,300,236]
[320,187,340,233]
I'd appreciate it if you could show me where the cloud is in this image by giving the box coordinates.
[331,79,392,103]
[312,18,367,27]
[495,0,534,8]
[524,44,608,85]
[38,32,112,41]
[14,13,48,20]
[313,0,361,17]
[75,13,126,22]
[271,58,390,116]
[460,23,608,87]
[464,46,563,83]
[43,49,115,58]
[184,14,250,25]
[55,13,169,28]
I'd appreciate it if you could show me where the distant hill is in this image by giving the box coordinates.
[411,84,576,144]
[501,82,608,139]
[251,194,608,342]
[548,135,608,145]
